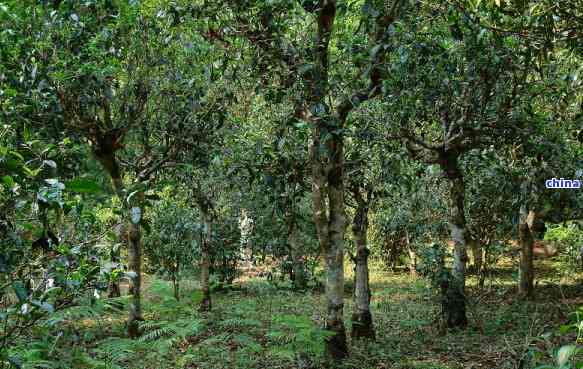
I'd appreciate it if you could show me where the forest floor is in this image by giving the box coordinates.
[48,257,583,369]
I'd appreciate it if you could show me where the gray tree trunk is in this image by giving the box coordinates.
[442,158,468,328]
[351,193,374,340]
[311,130,348,360]
[518,207,535,297]
[173,256,180,301]
[199,211,212,311]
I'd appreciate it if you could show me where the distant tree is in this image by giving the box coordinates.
[145,199,199,301]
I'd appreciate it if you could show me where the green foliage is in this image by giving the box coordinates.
[1,0,582,367]
[267,314,333,361]
[0,135,111,364]
[416,242,449,291]
[545,222,583,268]
[143,197,200,297]
[139,319,203,345]
[529,306,583,369]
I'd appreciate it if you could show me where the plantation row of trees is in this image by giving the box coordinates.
[1,0,582,365]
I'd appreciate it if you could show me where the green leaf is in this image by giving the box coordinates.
[12,281,28,302]
[141,219,152,234]
[559,324,573,334]
[23,166,41,178]
[9,150,24,161]
[557,345,578,367]
[2,175,14,187]
[31,300,54,314]
[65,179,102,193]
[298,63,314,76]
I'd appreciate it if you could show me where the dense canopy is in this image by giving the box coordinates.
[1,1,583,368]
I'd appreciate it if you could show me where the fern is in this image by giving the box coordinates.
[217,317,263,331]
[267,314,333,362]
[138,322,177,342]
[92,337,141,369]
[138,318,203,346]
[47,296,126,326]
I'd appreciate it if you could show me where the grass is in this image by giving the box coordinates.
[15,257,583,369]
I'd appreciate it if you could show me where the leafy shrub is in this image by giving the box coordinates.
[528,306,583,369]
[267,314,333,363]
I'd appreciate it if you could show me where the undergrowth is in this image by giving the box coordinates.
[7,262,583,369]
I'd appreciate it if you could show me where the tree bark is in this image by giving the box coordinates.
[173,255,180,301]
[310,129,348,360]
[478,244,488,288]
[350,190,374,340]
[304,0,402,359]
[305,0,349,359]
[442,156,469,328]
[199,208,212,312]
[518,207,535,297]
[326,169,348,360]
[95,152,143,335]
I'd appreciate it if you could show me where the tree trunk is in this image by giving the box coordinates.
[173,256,180,301]
[311,128,348,360]
[478,244,489,289]
[351,193,374,340]
[199,211,212,312]
[518,207,535,297]
[95,153,141,333]
[442,157,468,328]
[127,210,143,338]
[326,180,347,360]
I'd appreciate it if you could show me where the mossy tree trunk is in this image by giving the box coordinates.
[311,127,348,360]
[350,186,374,340]
[441,155,469,329]
[194,188,214,312]
[173,255,180,301]
[95,142,143,338]
[199,211,212,311]
[127,210,143,338]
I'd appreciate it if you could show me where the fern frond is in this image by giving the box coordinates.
[139,326,177,342]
